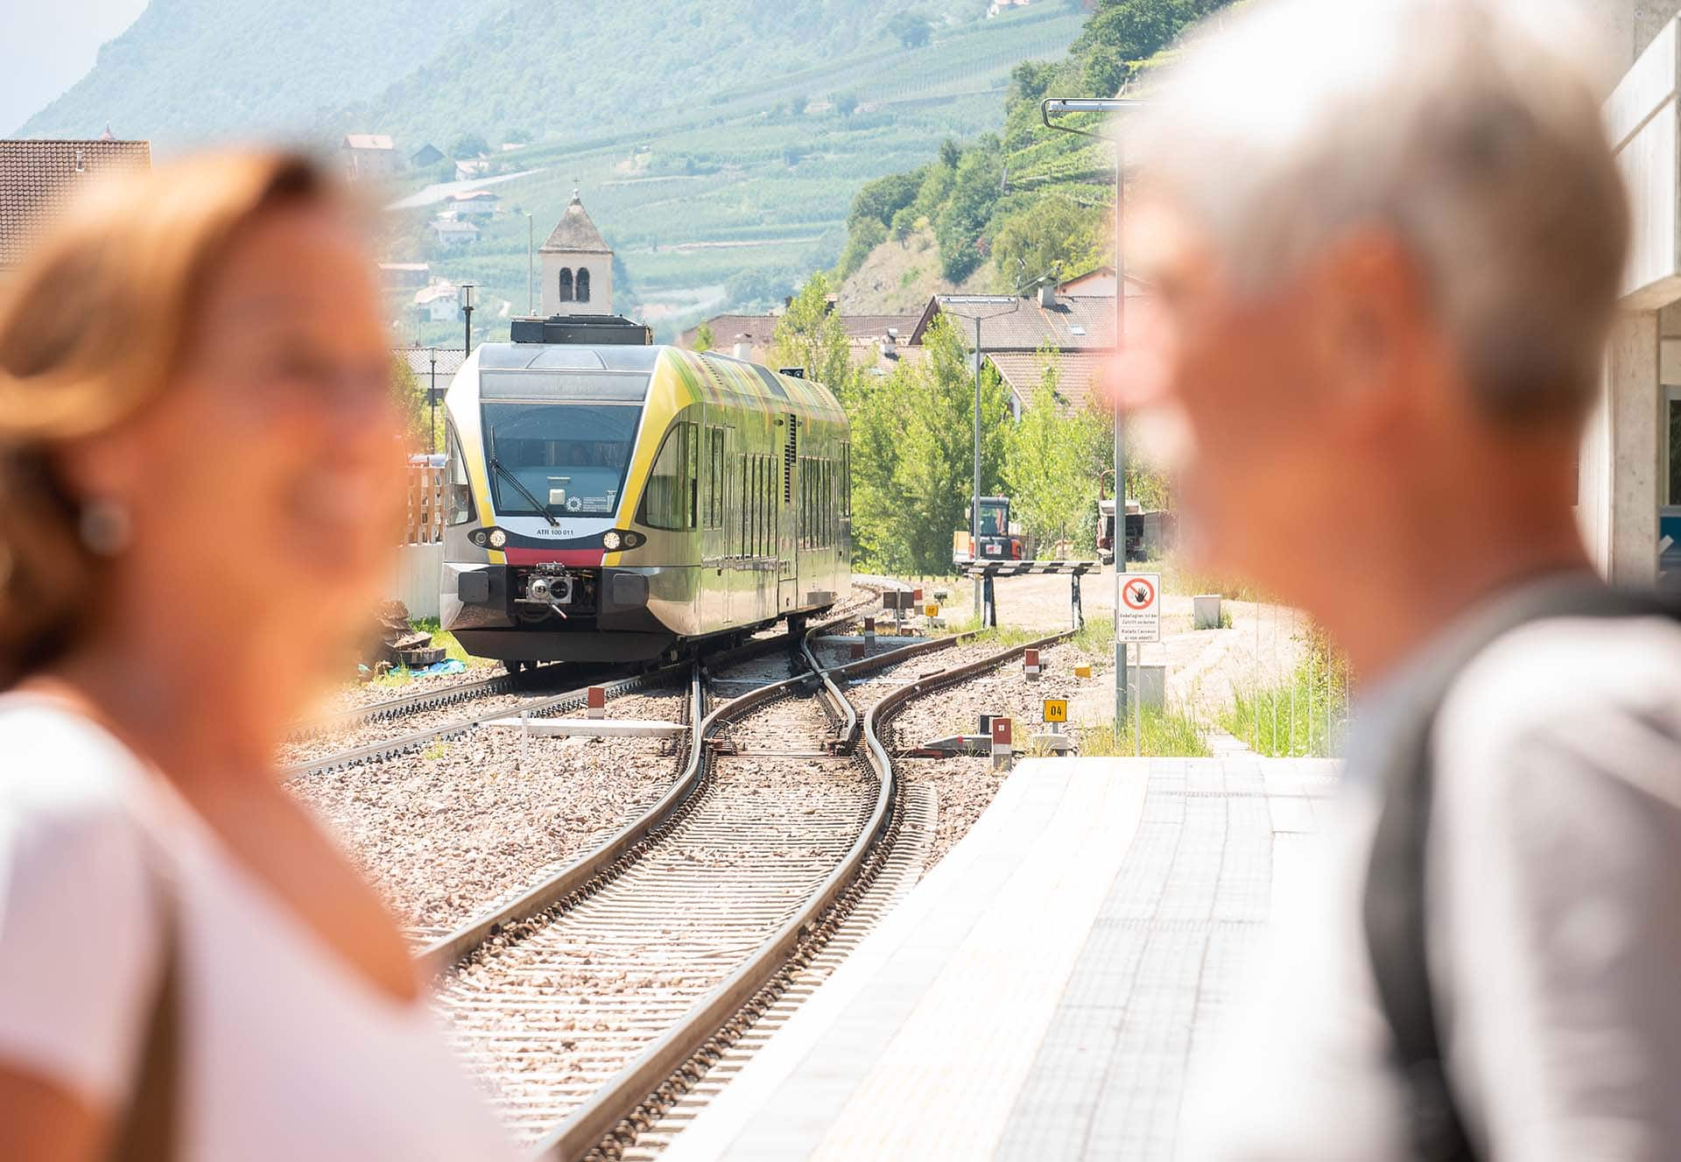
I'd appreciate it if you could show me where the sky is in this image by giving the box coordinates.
[0,0,149,135]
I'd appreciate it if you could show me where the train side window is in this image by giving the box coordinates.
[842,443,851,518]
[707,427,726,529]
[445,424,474,526]
[640,421,697,531]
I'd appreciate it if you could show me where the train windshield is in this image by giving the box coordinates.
[481,402,642,518]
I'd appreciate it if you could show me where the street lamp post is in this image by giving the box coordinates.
[459,281,476,356]
[938,295,1019,618]
[1042,96,1146,740]
[428,346,438,456]
[527,213,535,314]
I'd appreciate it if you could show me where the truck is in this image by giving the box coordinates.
[1097,497,1143,565]
[952,496,1025,567]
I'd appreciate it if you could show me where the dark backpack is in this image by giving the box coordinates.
[1363,577,1680,1162]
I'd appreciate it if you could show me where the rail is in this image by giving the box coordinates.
[534,620,1074,1161]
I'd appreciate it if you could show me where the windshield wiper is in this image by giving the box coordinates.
[488,457,559,527]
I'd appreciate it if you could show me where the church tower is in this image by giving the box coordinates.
[539,190,613,316]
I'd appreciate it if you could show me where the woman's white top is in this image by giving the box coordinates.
[0,694,518,1161]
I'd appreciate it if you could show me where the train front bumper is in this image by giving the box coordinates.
[442,563,666,634]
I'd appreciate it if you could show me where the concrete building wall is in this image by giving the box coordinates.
[1583,1,1681,587]
[540,252,613,316]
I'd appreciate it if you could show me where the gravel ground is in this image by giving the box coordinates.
[880,639,1093,875]
[288,688,689,939]
[306,666,502,716]
[281,689,559,768]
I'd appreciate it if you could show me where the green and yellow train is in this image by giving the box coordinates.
[439,315,851,665]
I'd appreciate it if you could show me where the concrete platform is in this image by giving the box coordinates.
[481,717,686,738]
[660,754,1339,1162]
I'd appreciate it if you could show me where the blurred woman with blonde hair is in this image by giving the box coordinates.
[0,152,516,1160]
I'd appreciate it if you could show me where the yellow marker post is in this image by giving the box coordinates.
[1043,698,1068,724]
[1074,664,1092,680]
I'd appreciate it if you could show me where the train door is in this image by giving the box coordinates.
[778,414,798,611]
[702,422,730,629]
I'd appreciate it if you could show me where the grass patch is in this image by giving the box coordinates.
[410,618,495,668]
[1219,632,1350,758]
[1078,704,1211,758]
[1145,554,1269,604]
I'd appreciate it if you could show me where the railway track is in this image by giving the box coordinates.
[409,601,1069,1159]
[291,662,579,738]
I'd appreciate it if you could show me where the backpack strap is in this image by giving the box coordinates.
[108,836,179,1162]
[1362,577,1680,1162]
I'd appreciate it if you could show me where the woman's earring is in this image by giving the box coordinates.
[78,499,133,556]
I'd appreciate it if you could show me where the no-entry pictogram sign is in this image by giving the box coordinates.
[1117,572,1160,643]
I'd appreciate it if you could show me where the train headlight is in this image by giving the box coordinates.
[602,530,623,551]
[488,528,508,549]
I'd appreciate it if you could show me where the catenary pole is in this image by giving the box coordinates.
[1040,96,1143,736]
[938,296,1019,618]
[974,313,982,617]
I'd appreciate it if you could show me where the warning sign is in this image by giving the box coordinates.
[1117,572,1160,643]
[1043,698,1068,724]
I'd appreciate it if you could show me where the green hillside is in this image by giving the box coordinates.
[381,4,1091,344]
[14,0,1096,341]
[833,0,1235,306]
[17,0,501,141]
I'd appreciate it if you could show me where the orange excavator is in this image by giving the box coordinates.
[952,496,1025,567]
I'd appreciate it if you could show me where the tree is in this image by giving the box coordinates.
[834,217,886,280]
[1004,351,1107,552]
[990,197,1106,292]
[449,131,489,158]
[848,170,923,232]
[887,12,933,48]
[392,358,437,453]
[694,322,715,352]
[772,273,853,391]
[834,93,860,117]
[1073,0,1227,96]
[933,139,1004,282]
[846,315,1012,573]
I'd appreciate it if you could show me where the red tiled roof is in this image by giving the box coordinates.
[343,134,395,151]
[0,139,151,268]
[909,293,1121,350]
[987,351,1112,411]
[679,311,921,351]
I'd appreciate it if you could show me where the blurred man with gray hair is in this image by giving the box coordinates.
[1123,1,1681,1159]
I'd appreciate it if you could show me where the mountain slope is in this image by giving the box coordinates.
[18,0,500,143]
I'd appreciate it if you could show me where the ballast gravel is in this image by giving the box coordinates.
[288,688,689,939]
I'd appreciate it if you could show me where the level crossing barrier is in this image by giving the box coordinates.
[965,560,1099,629]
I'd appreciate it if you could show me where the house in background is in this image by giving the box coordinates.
[909,284,1119,417]
[410,143,445,169]
[0,138,151,283]
[680,301,924,370]
[413,280,460,324]
[341,134,398,181]
[448,189,501,218]
[379,261,431,292]
[431,213,479,248]
[454,158,490,182]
